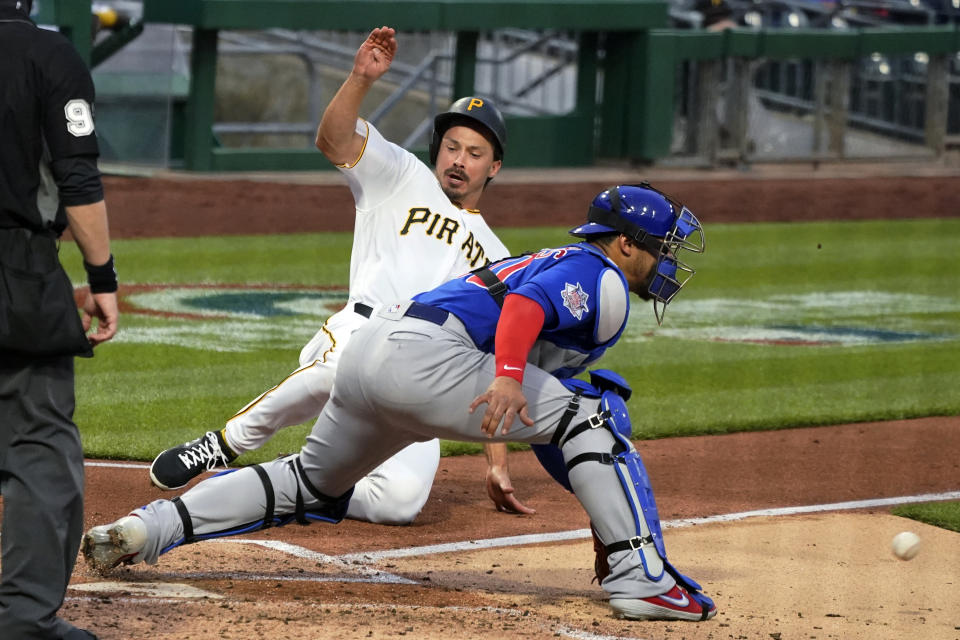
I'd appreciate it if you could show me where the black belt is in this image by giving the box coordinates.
[353,302,373,318]
[403,301,449,326]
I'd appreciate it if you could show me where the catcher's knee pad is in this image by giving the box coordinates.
[533,370,634,492]
[170,457,353,547]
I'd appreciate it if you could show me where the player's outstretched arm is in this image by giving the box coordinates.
[484,442,536,515]
[315,26,397,165]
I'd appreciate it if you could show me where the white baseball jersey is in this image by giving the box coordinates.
[159,118,513,530]
[229,118,509,523]
[338,119,509,309]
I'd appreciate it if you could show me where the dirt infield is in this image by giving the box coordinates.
[70,419,960,639]
[26,164,960,638]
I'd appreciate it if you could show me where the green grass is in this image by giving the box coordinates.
[892,502,960,533]
[64,218,960,463]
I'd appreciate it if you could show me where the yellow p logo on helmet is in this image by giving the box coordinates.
[467,98,484,111]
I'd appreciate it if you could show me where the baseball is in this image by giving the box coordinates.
[891,531,921,561]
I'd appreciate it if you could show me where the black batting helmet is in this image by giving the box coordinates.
[429,96,507,165]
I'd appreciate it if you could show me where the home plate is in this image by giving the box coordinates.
[70,581,223,599]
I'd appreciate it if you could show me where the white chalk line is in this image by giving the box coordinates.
[337,490,960,562]
[206,539,417,584]
[84,489,960,586]
[85,461,151,470]
[80,459,958,639]
[82,459,959,566]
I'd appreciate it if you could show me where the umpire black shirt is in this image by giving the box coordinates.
[0,1,104,235]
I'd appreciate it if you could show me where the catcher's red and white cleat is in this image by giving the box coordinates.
[609,584,717,622]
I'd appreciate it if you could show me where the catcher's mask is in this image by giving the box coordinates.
[569,183,705,325]
[429,96,507,165]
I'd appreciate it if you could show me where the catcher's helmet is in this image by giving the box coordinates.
[429,96,507,165]
[570,183,705,324]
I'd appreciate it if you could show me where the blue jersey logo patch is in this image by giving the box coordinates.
[561,282,589,320]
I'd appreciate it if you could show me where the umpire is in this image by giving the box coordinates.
[1,0,118,638]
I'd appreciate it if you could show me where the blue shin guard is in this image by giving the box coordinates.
[549,383,712,606]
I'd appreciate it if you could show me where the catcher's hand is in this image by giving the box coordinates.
[469,376,534,437]
[486,464,536,515]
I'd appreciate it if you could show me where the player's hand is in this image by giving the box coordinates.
[353,26,397,80]
[469,376,535,437]
[79,289,119,346]
[486,463,536,515]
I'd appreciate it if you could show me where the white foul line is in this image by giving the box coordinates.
[68,483,957,640]
[664,490,960,529]
[82,458,959,573]
[336,490,960,563]
[208,539,417,584]
[86,461,151,469]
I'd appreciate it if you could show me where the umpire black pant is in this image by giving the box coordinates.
[0,353,86,639]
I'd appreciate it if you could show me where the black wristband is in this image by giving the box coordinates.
[84,254,118,294]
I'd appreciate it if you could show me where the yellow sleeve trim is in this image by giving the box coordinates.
[335,119,370,169]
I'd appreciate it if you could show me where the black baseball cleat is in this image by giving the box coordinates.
[149,430,237,490]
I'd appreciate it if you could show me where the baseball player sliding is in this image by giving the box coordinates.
[147,26,533,523]
[85,183,717,622]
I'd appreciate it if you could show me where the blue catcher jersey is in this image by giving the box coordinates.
[414,243,630,377]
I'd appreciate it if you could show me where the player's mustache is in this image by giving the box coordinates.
[444,168,468,183]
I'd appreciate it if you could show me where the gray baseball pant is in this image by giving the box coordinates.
[132,309,674,600]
